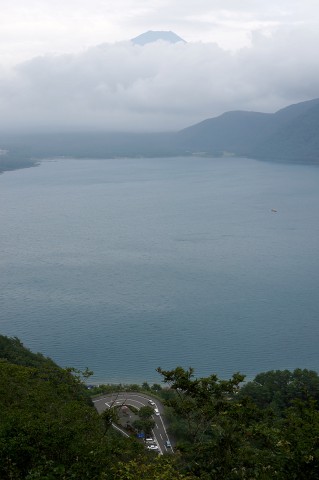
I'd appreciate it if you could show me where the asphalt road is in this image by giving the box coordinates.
[93,392,173,455]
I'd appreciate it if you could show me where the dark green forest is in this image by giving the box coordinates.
[1,334,319,479]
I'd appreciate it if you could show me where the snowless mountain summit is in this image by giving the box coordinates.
[131,30,186,45]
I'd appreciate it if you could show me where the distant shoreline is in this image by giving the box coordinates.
[1,153,318,177]
[0,158,39,175]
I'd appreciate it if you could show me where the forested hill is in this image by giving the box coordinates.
[0,335,57,368]
[2,334,319,479]
[252,99,319,162]
[0,335,193,479]
[176,98,319,163]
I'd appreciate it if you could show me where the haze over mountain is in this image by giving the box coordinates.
[1,98,319,172]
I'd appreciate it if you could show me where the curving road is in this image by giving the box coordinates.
[93,392,173,455]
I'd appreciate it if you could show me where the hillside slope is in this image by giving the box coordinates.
[176,98,319,163]
[251,101,319,162]
[0,335,193,480]
[176,110,272,154]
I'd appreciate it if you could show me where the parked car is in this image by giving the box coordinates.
[154,408,160,416]
[148,399,156,406]
[165,440,171,448]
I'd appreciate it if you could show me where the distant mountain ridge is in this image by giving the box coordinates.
[177,98,319,163]
[1,98,319,171]
[131,30,186,45]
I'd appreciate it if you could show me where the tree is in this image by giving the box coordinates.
[156,367,282,479]
[132,405,155,437]
[157,366,245,442]
[101,407,119,432]
[0,336,147,479]
[157,366,319,479]
[278,398,319,479]
[151,383,162,391]
[138,406,155,419]
[239,369,319,414]
[112,457,197,480]
[3,334,319,479]
[132,418,155,436]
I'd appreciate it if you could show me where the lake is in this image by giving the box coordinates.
[1,156,319,384]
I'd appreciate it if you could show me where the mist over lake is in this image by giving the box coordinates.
[1,156,319,384]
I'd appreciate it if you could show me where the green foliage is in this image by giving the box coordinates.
[2,335,319,479]
[157,366,319,479]
[239,369,319,414]
[276,399,319,479]
[89,382,147,397]
[151,383,162,391]
[132,406,155,435]
[0,336,148,479]
[89,383,127,396]
[101,407,119,432]
[157,366,245,443]
[0,335,56,369]
[0,361,101,478]
[132,418,155,436]
[112,456,197,480]
[138,405,155,419]
[127,404,138,414]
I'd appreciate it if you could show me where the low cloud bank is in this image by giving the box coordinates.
[1,26,319,133]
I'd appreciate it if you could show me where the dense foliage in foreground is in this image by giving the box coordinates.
[158,366,319,479]
[0,336,194,480]
[1,335,319,479]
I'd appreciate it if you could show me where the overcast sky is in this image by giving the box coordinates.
[1,0,319,132]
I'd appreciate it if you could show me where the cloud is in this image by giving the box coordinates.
[1,25,319,132]
[2,0,319,65]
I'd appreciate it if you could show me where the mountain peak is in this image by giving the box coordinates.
[131,31,186,46]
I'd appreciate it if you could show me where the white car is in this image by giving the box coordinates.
[154,408,160,416]
[145,437,154,443]
[148,399,156,406]
[147,444,158,450]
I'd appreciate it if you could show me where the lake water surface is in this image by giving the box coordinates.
[1,156,319,383]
